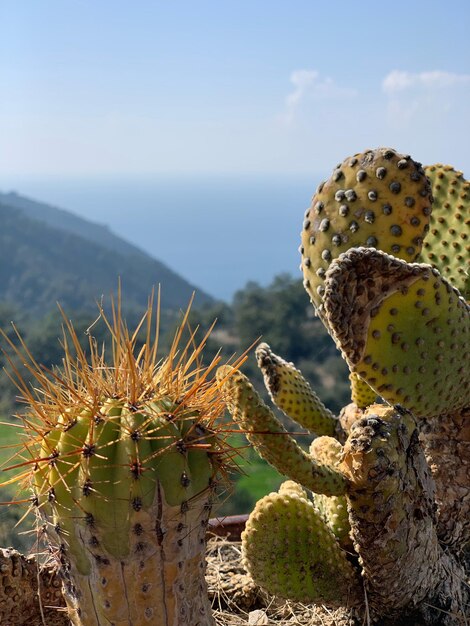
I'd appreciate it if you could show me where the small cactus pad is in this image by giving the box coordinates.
[217,366,347,495]
[278,479,308,499]
[309,437,352,547]
[241,484,361,605]
[309,435,343,467]
[419,164,470,299]
[255,342,338,436]
[349,372,377,408]
[323,247,470,417]
[301,147,432,312]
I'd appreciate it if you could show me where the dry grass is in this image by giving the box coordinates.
[205,536,465,625]
[206,537,357,626]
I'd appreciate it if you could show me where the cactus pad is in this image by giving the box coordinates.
[301,147,432,313]
[217,365,347,495]
[324,247,470,418]
[349,372,377,408]
[419,164,470,299]
[241,483,361,605]
[255,342,338,436]
[309,437,351,547]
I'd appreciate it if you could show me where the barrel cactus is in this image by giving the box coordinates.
[218,148,470,625]
[0,300,240,626]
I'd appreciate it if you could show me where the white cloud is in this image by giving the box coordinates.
[383,70,470,94]
[381,69,470,131]
[282,69,357,125]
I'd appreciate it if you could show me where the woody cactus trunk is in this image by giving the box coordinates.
[218,148,470,625]
[0,299,241,626]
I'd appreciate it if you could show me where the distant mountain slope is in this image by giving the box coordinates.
[0,191,146,259]
[0,193,214,315]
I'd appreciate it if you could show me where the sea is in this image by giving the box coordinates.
[1,174,323,302]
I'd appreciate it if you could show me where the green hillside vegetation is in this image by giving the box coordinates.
[0,193,213,315]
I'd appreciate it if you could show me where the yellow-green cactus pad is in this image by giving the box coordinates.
[241,485,361,606]
[217,366,347,495]
[301,147,432,313]
[349,372,377,408]
[309,437,352,548]
[255,342,338,436]
[419,164,470,299]
[309,435,343,466]
[278,479,308,499]
[324,247,470,418]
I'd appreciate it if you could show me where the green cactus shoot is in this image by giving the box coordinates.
[0,296,242,626]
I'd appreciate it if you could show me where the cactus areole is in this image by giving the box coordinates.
[3,299,239,626]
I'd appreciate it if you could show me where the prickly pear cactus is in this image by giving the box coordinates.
[300,147,433,314]
[1,302,238,626]
[219,148,470,625]
[324,247,469,418]
[242,480,361,605]
[419,164,470,298]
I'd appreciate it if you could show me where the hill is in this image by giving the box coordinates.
[0,191,214,315]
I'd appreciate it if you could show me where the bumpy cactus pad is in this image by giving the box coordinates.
[255,342,338,436]
[349,372,377,409]
[300,147,432,313]
[241,483,361,605]
[420,164,470,299]
[2,300,238,626]
[217,365,347,496]
[309,437,351,548]
[324,247,470,418]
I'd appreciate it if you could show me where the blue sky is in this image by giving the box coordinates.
[2,0,470,177]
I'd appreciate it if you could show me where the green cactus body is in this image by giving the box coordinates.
[255,342,338,436]
[217,365,347,495]
[300,147,432,314]
[4,303,235,626]
[38,406,218,626]
[324,247,470,418]
[419,164,470,299]
[241,482,361,606]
